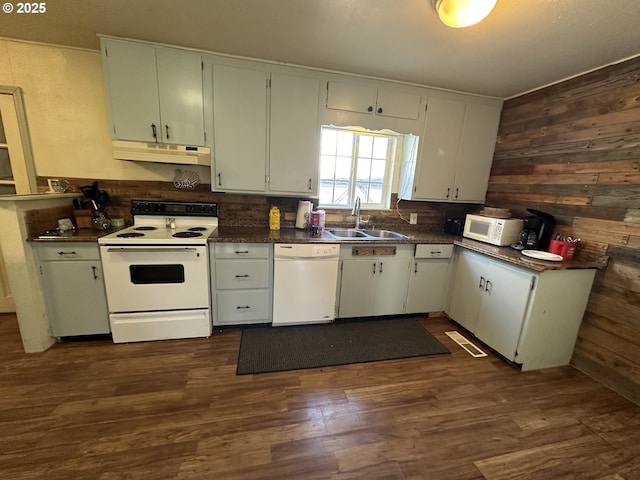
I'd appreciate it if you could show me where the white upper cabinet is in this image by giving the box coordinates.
[269,73,320,195]
[453,102,504,202]
[413,97,466,200]
[209,62,320,195]
[376,88,423,120]
[101,38,205,146]
[155,48,205,146]
[399,96,502,203]
[101,40,159,143]
[326,81,421,120]
[211,64,268,193]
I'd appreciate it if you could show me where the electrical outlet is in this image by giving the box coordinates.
[410,213,418,224]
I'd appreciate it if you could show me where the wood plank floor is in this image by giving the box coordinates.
[1,313,639,480]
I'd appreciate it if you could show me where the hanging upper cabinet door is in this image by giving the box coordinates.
[269,73,320,195]
[212,64,268,192]
[326,81,377,115]
[398,96,502,203]
[375,89,422,120]
[101,39,205,146]
[413,97,465,200]
[155,48,205,147]
[326,81,421,120]
[452,102,503,203]
[102,40,161,143]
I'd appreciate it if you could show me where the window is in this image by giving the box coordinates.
[318,126,397,209]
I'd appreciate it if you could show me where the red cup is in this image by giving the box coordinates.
[548,239,577,260]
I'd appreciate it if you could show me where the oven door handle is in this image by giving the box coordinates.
[105,247,201,254]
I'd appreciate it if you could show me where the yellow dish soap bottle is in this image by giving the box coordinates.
[269,205,281,231]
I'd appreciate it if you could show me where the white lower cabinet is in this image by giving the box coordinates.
[210,243,273,326]
[37,243,110,337]
[337,245,412,318]
[405,244,453,314]
[446,247,596,370]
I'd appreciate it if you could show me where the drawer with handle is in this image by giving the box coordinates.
[215,260,270,289]
[216,290,271,324]
[214,243,271,259]
[414,244,453,259]
[37,243,101,261]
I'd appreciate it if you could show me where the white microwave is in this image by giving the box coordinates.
[463,214,523,246]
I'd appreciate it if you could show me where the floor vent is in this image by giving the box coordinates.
[445,331,487,358]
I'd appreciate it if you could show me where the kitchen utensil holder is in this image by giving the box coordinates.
[548,239,577,260]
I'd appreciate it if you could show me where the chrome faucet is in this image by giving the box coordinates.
[351,197,361,229]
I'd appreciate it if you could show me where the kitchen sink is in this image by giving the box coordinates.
[325,228,369,238]
[325,228,408,240]
[361,229,409,239]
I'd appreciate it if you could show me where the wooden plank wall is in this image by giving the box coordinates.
[487,56,640,404]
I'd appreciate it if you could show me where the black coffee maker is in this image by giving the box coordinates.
[511,208,555,251]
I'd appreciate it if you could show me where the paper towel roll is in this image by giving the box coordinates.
[295,201,312,229]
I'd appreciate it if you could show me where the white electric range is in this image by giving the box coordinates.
[98,200,218,343]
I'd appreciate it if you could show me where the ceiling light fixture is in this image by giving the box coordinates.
[432,0,497,28]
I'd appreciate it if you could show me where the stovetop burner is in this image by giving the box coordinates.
[172,231,203,238]
[117,232,146,238]
[98,200,218,246]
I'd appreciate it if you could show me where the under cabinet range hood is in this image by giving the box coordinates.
[112,141,211,166]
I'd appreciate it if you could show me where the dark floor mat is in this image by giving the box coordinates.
[236,317,449,375]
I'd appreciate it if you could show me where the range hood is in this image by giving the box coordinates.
[112,141,211,166]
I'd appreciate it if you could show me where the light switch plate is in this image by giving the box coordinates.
[410,213,418,224]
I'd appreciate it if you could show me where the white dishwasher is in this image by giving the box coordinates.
[272,243,340,326]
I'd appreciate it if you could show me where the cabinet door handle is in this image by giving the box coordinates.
[57,251,77,256]
[236,305,251,310]
[372,263,376,274]
[377,107,383,114]
[367,105,373,112]
[91,266,98,280]
[455,187,459,199]
[165,124,170,139]
[217,172,222,186]
[446,187,450,199]
[234,250,250,255]
[485,280,492,293]
[414,262,418,273]
[151,123,157,140]
[235,274,250,278]
[308,178,312,190]
[379,262,383,273]
[431,251,441,256]
[479,276,485,289]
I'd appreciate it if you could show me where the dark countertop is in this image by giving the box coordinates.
[27,228,117,242]
[454,238,608,272]
[28,226,606,272]
[27,225,456,244]
[208,226,458,244]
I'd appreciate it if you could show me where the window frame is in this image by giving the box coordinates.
[317,125,398,210]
